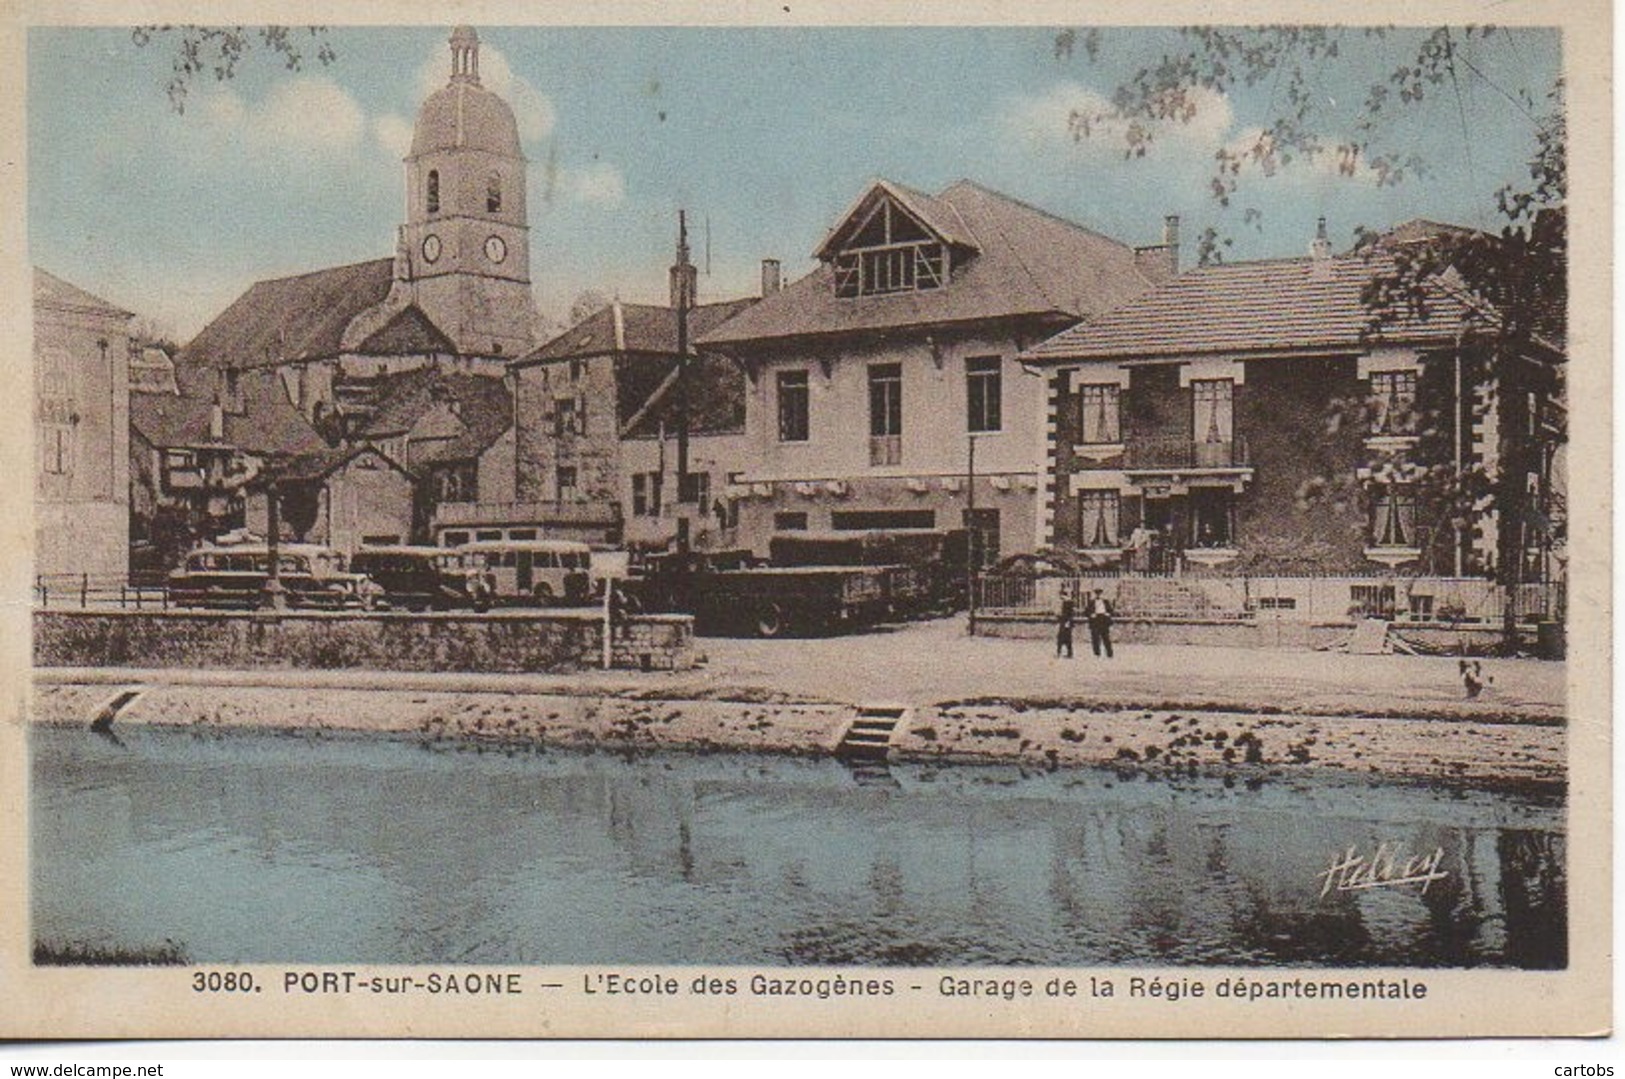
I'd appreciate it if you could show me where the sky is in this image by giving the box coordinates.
[27,24,1561,342]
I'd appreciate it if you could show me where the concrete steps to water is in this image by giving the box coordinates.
[836,704,908,761]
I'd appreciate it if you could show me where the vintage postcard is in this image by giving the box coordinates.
[0,0,1609,1041]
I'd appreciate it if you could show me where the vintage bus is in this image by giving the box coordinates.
[458,539,595,607]
[167,543,381,610]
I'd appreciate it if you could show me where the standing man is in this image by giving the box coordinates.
[1055,586,1076,659]
[1086,587,1115,658]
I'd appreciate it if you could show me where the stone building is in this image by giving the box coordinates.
[1023,220,1564,592]
[460,293,756,547]
[245,445,417,553]
[177,26,539,440]
[33,268,133,578]
[698,179,1170,563]
[129,366,327,574]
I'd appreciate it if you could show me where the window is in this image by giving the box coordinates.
[475,529,503,542]
[1078,384,1121,444]
[1192,379,1233,443]
[774,512,809,531]
[831,509,935,531]
[1077,491,1120,548]
[427,170,440,214]
[869,364,902,465]
[554,396,584,436]
[40,425,71,476]
[632,472,663,517]
[1256,596,1298,611]
[1370,484,1417,548]
[679,471,710,509]
[1190,487,1233,547]
[486,173,502,213]
[222,368,245,414]
[830,199,949,297]
[777,370,809,443]
[1370,371,1418,436]
[443,531,470,547]
[556,466,578,500]
[966,357,1002,433]
[508,529,538,541]
[432,462,477,503]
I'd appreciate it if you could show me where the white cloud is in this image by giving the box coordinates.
[1001,81,1235,161]
[416,40,555,143]
[373,113,414,160]
[192,76,366,154]
[558,162,626,207]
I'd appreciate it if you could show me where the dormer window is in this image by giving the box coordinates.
[486,173,502,213]
[427,170,440,214]
[831,198,949,298]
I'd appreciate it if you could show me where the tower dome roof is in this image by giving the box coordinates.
[409,27,522,159]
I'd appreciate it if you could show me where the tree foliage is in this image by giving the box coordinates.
[130,26,336,113]
[1056,26,1560,265]
[1058,26,1567,594]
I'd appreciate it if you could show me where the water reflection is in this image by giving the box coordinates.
[31,725,1565,968]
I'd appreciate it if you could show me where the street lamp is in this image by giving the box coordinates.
[260,453,288,611]
[966,432,980,637]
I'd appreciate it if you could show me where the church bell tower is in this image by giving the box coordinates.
[397,26,536,358]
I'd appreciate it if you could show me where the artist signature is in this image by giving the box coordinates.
[1317,843,1449,898]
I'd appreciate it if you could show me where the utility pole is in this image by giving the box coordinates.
[674,210,693,554]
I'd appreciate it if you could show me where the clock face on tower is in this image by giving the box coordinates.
[421,234,442,264]
[484,235,508,265]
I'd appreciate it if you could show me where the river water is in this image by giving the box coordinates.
[30,724,1565,968]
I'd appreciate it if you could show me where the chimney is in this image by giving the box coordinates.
[761,258,782,297]
[669,261,697,310]
[1163,214,1180,274]
[1310,216,1332,260]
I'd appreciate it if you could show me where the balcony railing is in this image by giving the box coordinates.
[1122,436,1251,471]
[869,435,902,467]
[432,499,622,526]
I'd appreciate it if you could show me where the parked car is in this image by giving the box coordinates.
[350,546,482,611]
[167,543,382,610]
[457,538,594,607]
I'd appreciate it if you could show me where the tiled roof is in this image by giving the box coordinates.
[34,268,132,318]
[170,361,331,458]
[131,377,330,458]
[178,259,395,371]
[357,304,456,356]
[519,297,757,365]
[1021,252,1483,362]
[129,392,218,449]
[700,180,1152,347]
[268,444,411,485]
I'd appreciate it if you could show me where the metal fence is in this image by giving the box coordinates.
[35,574,170,610]
[976,572,1563,626]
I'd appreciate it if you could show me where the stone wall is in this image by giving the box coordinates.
[34,610,696,674]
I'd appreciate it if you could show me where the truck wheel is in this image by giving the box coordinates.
[755,601,786,638]
[533,583,555,607]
